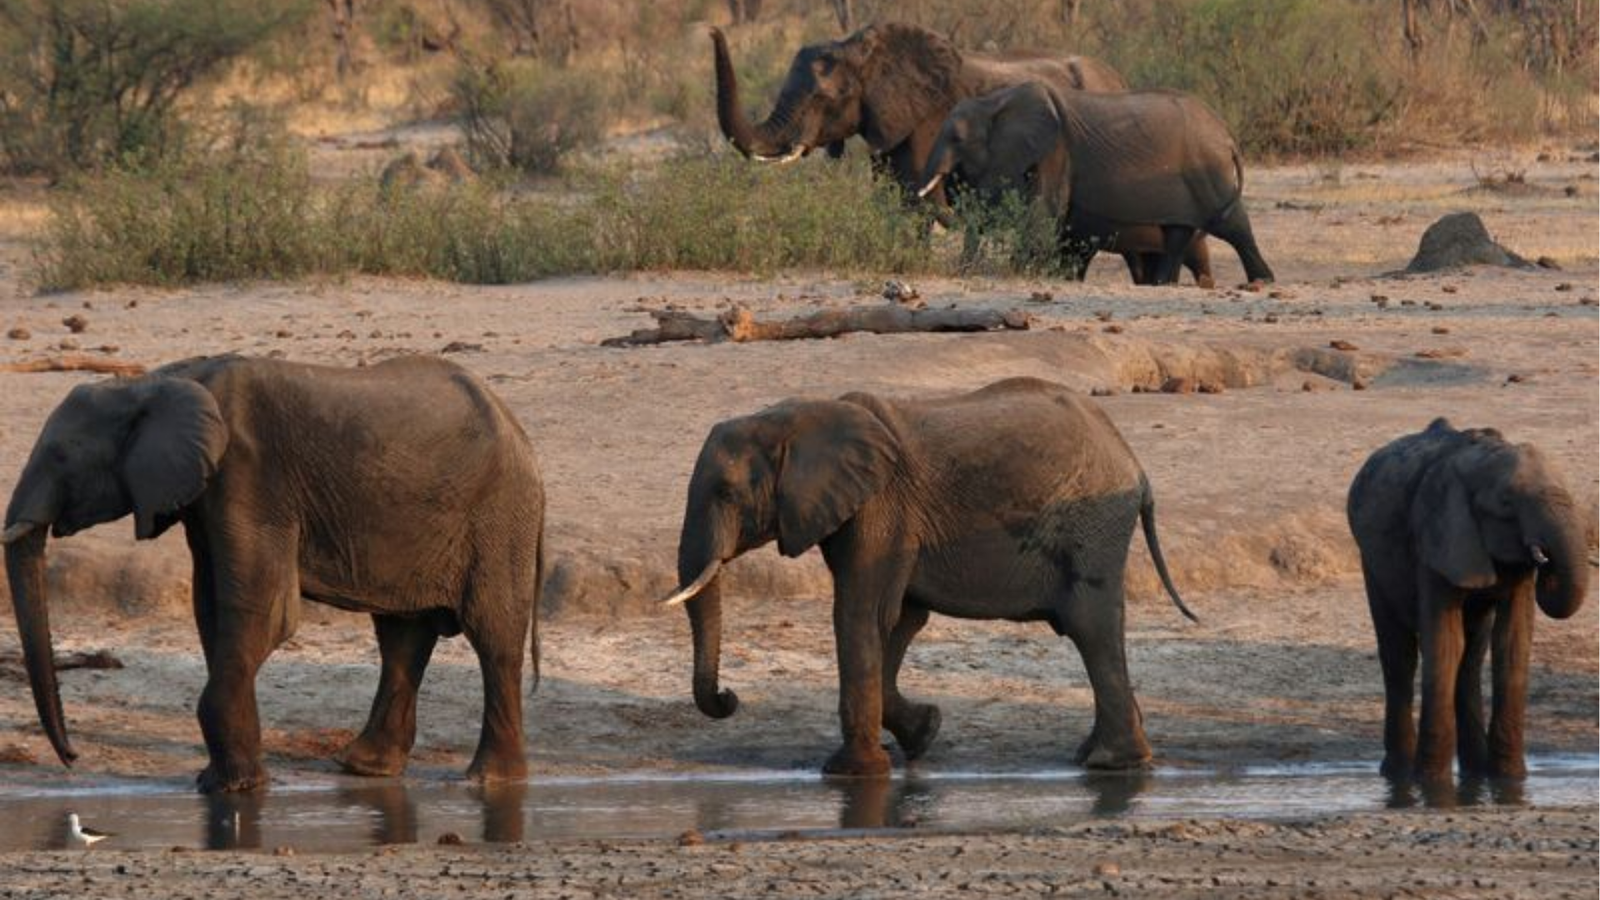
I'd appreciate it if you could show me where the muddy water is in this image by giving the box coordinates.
[1,756,1593,852]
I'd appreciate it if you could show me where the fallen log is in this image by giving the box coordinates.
[0,356,147,376]
[602,304,1031,347]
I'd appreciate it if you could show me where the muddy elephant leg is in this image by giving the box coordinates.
[1120,252,1150,285]
[188,523,296,794]
[1488,580,1535,778]
[1368,579,1419,778]
[1414,577,1465,781]
[821,537,914,778]
[1455,602,1493,777]
[882,603,940,761]
[1184,237,1215,288]
[337,615,439,777]
[462,605,531,783]
[1061,575,1151,770]
[1207,203,1275,284]
[1150,226,1197,285]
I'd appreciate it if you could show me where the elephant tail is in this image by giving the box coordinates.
[1140,474,1198,623]
[530,534,545,694]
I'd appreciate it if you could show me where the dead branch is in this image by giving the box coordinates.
[602,304,1031,348]
[0,356,147,377]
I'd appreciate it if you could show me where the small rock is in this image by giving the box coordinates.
[273,846,295,857]
[1090,386,1117,397]
[1160,377,1195,395]
[1424,302,1444,311]
[1564,185,1579,197]
[1536,255,1562,270]
[125,299,138,309]
[274,329,292,338]
[1262,313,1279,323]
[1094,310,1114,322]
[1440,284,1458,293]
[1369,294,1389,304]
[1268,289,1292,300]
[1102,324,1124,334]
[1400,299,1417,307]
[6,326,29,340]
[1197,381,1225,394]
[1028,290,1053,304]
[1093,861,1121,878]
[58,338,79,350]
[1505,373,1526,384]
[1329,339,1359,351]
[1555,282,1573,292]
[337,329,356,340]
[1240,280,1265,293]
[1432,326,1450,334]
[1579,297,1597,307]
[440,341,484,354]
[1301,380,1316,392]
[0,743,38,764]
[677,829,705,847]
[96,344,119,354]
[436,832,464,846]
[1352,378,1368,391]
[62,314,88,333]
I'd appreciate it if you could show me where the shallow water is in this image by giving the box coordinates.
[1,756,1593,852]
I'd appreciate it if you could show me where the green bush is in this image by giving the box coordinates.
[0,0,311,176]
[452,59,610,175]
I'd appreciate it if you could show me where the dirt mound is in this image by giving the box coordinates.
[1404,212,1532,273]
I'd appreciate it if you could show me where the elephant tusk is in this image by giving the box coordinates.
[756,145,807,164]
[917,173,945,199]
[1529,544,1549,567]
[1,522,36,544]
[661,559,723,607]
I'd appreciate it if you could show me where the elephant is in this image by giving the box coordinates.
[2,354,545,792]
[710,21,1125,202]
[662,377,1195,777]
[1347,418,1592,782]
[918,81,1275,286]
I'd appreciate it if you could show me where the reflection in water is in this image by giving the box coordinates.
[1386,774,1527,810]
[0,757,1589,853]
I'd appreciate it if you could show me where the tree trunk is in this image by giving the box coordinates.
[828,0,854,32]
[602,304,1032,347]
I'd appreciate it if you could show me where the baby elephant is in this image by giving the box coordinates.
[1347,419,1591,781]
[664,377,1194,777]
[3,355,545,792]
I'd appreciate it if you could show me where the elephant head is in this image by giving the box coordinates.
[919,81,1068,210]
[1414,429,1591,619]
[712,23,962,162]
[3,375,228,765]
[662,400,899,719]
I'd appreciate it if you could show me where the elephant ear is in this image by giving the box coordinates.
[988,83,1065,191]
[121,378,229,540]
[775,401,899,558]
[854,23,962,149]
[1415,460,1496,589]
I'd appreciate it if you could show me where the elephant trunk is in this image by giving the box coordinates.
[1526,502,1590,620]
[4,524,76,766]
[675,509,740,719]
[711,26,801,161]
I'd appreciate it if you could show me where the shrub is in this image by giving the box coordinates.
[452,59,609,175]
[0,0,311,176]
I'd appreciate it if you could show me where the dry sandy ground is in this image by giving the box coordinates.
[0,148,1596,893]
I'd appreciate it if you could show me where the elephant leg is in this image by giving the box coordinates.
[1120,251,1149,285]
[882,603,940,761]
[820,536,914,778]
[1150,226,1196,285]
[1488,579,1535,778]
[1454,602,1493,777]
[1206,203,1275,284]
[461,603,532,783]
[1367,578,1419,778]
[1414,578,1466,781]
[1184,237,1215,288]
[336,615,439,777]
[1060,574,1151,770]
[189,525,293,794]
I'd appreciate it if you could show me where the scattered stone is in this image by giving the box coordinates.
[1094,310,1113,322]
[1433,326,1452,334]
[58,338,79,351]
[1579,297,1597,307]
[1441,284,1458,294]
[1564,185,1579,197]
[1241,280,1265,293]
[1506,373,1526,384]
[440,341,485,354]
[436,832,464,846]
[1400,299,1416,306]
[1329,339,1359,351]
[1102,324,1124,334]
[1268,289,1292,300]
[1090,386,1117,397]
[1352,378,1368,391]
[1404,212,1532,272]
[62,314,88,333]
[1301,380,1316,392]
[1554,282,1573,292]
[6,326,29,340]
[1262,314,1280,324]
[1369,294,1389,304]
[1536,256,1562,270]
[1197,381,1225,395]
[1093,861,1121,878]
[1415,348,1467,359]
[678,829,706,847]
[1424,302,1444,311]
[0,743,37,764]
[125,299,138,309]
[274,329,292,338]
[273,846,295,857]
[1160,377,1195,394]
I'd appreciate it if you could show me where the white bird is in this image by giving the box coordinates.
[67,813,113,849]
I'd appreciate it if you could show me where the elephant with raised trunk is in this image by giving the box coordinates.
[3,355,545,792]
[919,82,1274,286]
[1347,419,1592,782]
[664,378,1195,777]
[711,22,1124,201]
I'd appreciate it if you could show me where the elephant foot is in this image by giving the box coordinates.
[888,704,942,762]
[1488,755,1527,780]
[467,750,529,783]
[822,743,892,778]
[197,759,268,794]
[334,735,411,778]
[1074,729,1151,771]
[1194,274,1216,290]
[1379,753,1414,779]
